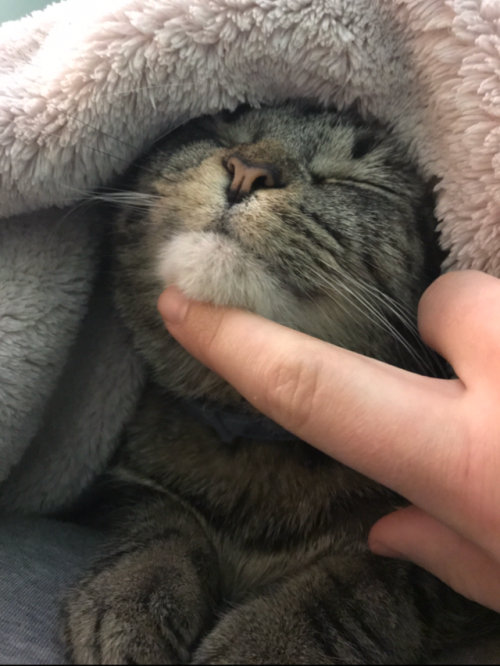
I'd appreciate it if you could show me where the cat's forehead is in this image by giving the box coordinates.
[148,103,409,194]
[210,105,363,160]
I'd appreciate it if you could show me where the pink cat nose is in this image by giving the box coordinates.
[226,155,281,205]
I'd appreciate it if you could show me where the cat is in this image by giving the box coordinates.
[63,102,496,664]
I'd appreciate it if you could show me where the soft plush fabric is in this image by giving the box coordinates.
[0,517,107,665]
[0,517,499,665]
[0,0,499,514]
[1,1,500,663]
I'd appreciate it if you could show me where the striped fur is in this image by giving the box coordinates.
[64,104,496,664]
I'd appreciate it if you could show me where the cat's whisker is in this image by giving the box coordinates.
[341,286,432,376]
[344,273,419,332]
[62,103,481,665]
[95,193,159,207]
[61,185,166,214]
[294,274,371,334]
[341,272,446,377]
[303,265,381,329]
[325,265,421,338]
[97,187,164,199]
[348,264,448,371]
[340,272,422,342]
[362,294,443,375]
[308,265,434,377]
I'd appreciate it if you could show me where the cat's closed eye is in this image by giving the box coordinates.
[64,103,496,666]
[111,101,445,408]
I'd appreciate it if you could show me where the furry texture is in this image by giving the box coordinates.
[63,105,496,665]
[0,0,499,515]
[114,104,442,404]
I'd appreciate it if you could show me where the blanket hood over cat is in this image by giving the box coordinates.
[0,0,499,514]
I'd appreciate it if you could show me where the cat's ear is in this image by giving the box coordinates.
[219,104,254,124]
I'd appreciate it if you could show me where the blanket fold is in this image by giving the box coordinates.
[0,0,499,514]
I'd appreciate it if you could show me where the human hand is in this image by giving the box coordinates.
[158,270,500,612]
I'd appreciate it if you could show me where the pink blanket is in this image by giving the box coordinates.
[0,0,498,518]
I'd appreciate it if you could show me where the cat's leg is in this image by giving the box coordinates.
[63,493,221,665]
[193,552,487,665]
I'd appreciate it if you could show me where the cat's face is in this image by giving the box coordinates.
[113,104,442,403]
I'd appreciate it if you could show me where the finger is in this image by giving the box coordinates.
[160,287,500,565]
[406,270,500,561]
[158,287,466,513]
[418,270,500,389]
[369,506,500,613]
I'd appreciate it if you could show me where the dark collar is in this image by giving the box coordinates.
[177,397,299,444]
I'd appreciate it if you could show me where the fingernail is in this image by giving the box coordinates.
[159,286,189,326]
[369,541,408,560]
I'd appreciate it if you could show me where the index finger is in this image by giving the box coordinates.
[158,286,466,520]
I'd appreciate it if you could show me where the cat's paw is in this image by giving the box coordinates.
[63,566,188,665]
[192,596,330,665]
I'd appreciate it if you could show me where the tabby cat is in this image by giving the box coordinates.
[64,103,494,664]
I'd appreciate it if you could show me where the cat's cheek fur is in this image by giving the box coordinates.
[63,104,499,666]
[157,230,295,320]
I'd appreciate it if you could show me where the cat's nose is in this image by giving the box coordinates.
[226,155,281,205]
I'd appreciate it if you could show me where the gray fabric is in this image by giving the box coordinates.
[0,260,145,515]
[0,517,500,664]
[0,209,99,488]
[0,517,106,665]
[0,0,419,515]
[0,1,500,661]
[2,0,500,515]
[0,207,145,516]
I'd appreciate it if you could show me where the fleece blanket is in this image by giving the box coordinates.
[0,0,499,516]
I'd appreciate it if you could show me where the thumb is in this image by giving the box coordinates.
[369,506,500,613]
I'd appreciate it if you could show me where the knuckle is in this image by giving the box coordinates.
[262,351,320,434]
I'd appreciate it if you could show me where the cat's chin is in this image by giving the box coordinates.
[157,231,294,320]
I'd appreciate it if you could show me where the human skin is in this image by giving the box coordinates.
[158,270,500,612]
